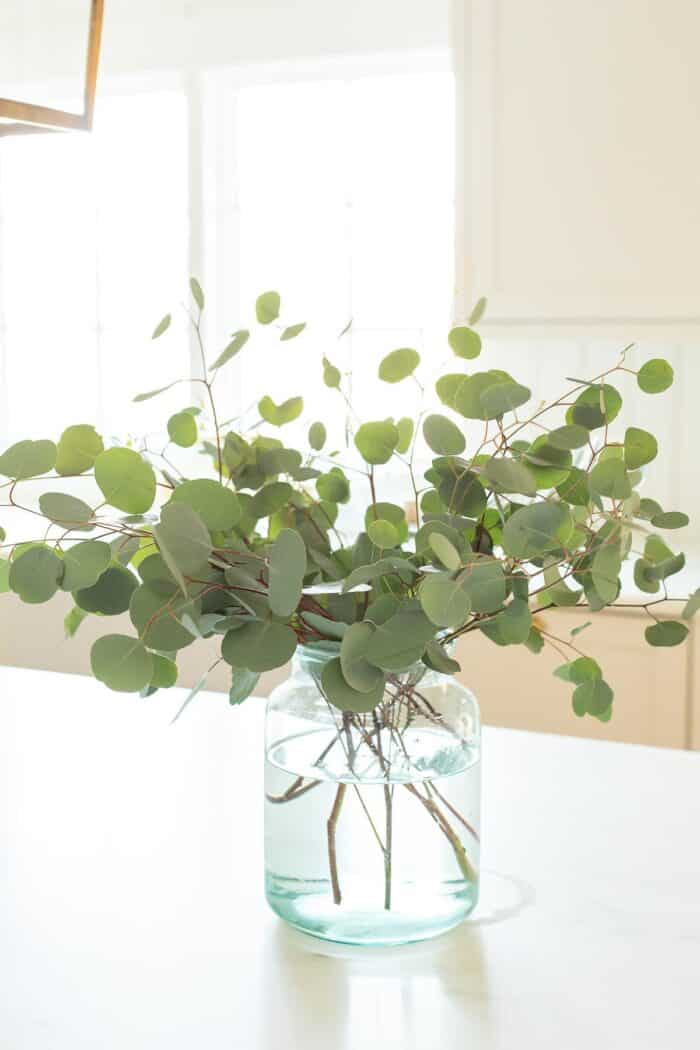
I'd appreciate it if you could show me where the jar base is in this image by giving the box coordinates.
[265,873,478,947]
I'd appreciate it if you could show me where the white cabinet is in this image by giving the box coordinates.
[453,0,700,331]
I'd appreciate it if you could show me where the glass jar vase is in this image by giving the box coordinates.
[264,642,481,946]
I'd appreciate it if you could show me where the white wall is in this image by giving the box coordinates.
[452,0,700,543]
[1,0,449,82]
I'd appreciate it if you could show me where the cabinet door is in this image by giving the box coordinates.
[456,606,690,748]
[453,0,700,329]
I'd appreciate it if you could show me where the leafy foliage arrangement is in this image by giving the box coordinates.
[1,281,697,725]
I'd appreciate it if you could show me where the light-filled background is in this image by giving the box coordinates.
[0,1,698,746]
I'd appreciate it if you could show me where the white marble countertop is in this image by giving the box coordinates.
[1,666,699,1049]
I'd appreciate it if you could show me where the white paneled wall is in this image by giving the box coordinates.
[452,0,700,551]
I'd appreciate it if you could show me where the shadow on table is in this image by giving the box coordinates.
[259,870,533,1046]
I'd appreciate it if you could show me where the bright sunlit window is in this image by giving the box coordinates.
[0,63,453,455]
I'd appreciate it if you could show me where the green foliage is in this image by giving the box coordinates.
[0,440,56,480]
[354,421,399,465]
[378,348,420,383]
[9,546,63,603]
[168,479,240,531]
[95,447,156,513]
[1,279,694,730]
[259,395,303,426]
[638,358,673,394]
[152,313,172,339]
[448,327,481,360]
[308,422,327,450]
[91,635,154,693]
[256,291,281,324]
[168,411,198,448]
[55,425,103,475]
[210,330,250,370]
[423,414,466,456]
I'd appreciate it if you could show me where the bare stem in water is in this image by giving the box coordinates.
[327,783,347,905]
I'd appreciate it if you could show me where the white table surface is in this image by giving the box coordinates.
[1,666,699,1050]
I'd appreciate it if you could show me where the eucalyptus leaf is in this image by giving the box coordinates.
[94,448,156,514]
[340,622,384,693]
[448,326,481,360]
[321,656,385,713]
[0,439,56,480]
[169,479,241,532]
[9,546,63,603]
[644,621,688,647]
[638,358,673,394]
[268,528,306,618]
[256,290,281,324]
[423,414,466,456]
[259,395,303,427]
[153,503,212,596]
[39,492,93,527]
[378,348,420,383]
[55,424,103,475]
[222,621,297,672]
[91,634,154,693]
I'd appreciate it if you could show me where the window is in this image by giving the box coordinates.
[0,59,453,462]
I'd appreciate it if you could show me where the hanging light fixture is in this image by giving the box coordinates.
[0,0,104,137]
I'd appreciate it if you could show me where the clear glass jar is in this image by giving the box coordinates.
[264,642,481,946]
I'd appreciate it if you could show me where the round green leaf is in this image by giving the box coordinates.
[354,421,399,465]
[129,584,196,650]
[167,411,197,448]
[567,384,622,429]
[419,572,471,628]
[153,502,212,594]
[482,458,537,496]
[423,414,466,456]
[624,427,658,470]
[55,425,104,476]
[459,557,506,613]
[546,425,590,451]
[0,439,56,480]
[364,503,408,543]
[39,492,94,527]
[256,290,281,324]
[644,621,688,647]
[378,348,420,383]
[638,358,673,394]
[367,519,399,549]
[364,608,435,671]
[502,503,572,559]
[589,459,632,500]
[650,511,689,530]
[150,654,178,688]
[259,395,303,427]
[316,470,350,504]
[268,528,306,618]
[60,540,111,591]
[9,546,63,603]
[438,470,486,518]
[94,448,156,514]
[591,545,622,604]
[572,678,613,717]
[429,533,461,571]
[448,326,481,360]
[321,656,384,713]
[91,634,154,693]
[75,565,138,615]
[340,622,384,693]
[480,382,531,419]
[322,356,341,389]
[250,482,293,519]
[221,621,297,672]
[169,479,241,532]
[396,417,414,454]
[308,422,327,451]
